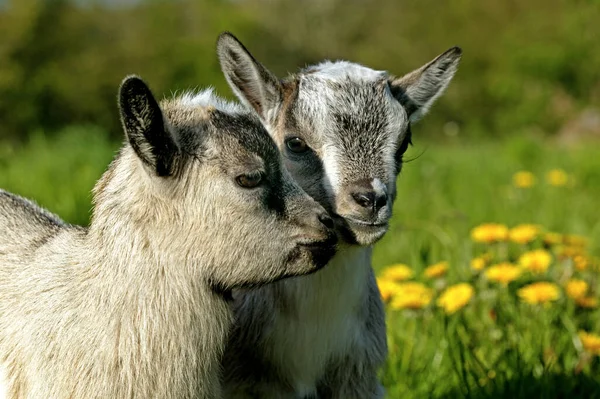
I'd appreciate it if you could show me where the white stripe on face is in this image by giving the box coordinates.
[321,145,342,197]
[371,178,387,196]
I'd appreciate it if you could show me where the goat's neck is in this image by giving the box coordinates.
[282,244,372,316]
[84,212,221,317]
[77,213,230,395]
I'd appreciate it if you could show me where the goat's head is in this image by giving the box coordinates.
[218,33,461,245]
[109,76,337,293]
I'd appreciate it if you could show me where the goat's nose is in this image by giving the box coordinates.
[318,212,334,229]
[351,190,387,212]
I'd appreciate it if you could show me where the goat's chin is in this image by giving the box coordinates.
[284,237,338,277]
[338,222,389,246]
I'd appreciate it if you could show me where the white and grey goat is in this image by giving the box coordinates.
[217,33,462,398]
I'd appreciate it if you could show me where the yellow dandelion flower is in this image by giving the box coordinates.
[485,263,522,285]
[578,331,600,355]
[376,278,401,302]
[576,297,598,308]
[390,282,433,310]
[543,232,562,247]
[546,169,569,187]
[381,264,414,282]
[519,249,552,274]
[471,257,486,271]
[513,171,536,188]
[470,223,509,243]
[517,282,560,305]
[508,224,541,245]
[564,234,589,248]
[565,279,589,299]
[424,261,449,279]
[557,245,585,260]
[437,283,475,314]
[574,255,589,271]
[471,252,492,271]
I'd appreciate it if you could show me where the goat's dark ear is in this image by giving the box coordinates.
[118,76,180,176]
[217,32,282,123]
[389,47,462,123]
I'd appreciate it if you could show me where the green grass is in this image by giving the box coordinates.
[1,127,600,398]
[375,137,600,398]
[0,126,119,225]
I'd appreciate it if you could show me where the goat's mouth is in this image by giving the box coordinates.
[332,214,389,245]
[294,235,338,270]
[344,217,388,228]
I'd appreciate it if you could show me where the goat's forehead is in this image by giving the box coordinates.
[161,95,280,170]
[295,73,407,147]
[209,111,278,158]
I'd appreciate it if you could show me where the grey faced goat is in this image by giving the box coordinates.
[217,33,462,398]
[0,76,337,399]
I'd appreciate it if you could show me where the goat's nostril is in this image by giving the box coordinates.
[318,213,334,229]
[374,194,387,209]
[351,191,387,211]
[351,192,375,209]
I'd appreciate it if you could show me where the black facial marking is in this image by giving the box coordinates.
[170,121,206,162]
[395,123,413,171]
[210,109,287,217]
[210,110,279,165]
[264,187,286,217]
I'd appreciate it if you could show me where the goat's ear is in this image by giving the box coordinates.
[118,76,180,177]
[217,32,282,123]
[389,47,462,123]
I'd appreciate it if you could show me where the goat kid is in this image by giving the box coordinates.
[0,76,337,399]
[218,33,461,398]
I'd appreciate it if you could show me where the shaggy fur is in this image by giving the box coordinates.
[0,76,337,399]
[217,32,461,398]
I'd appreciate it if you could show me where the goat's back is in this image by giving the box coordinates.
[0,189,66,256]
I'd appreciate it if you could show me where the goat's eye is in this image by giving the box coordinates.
[236,171,263,189]
[285,137,308,154]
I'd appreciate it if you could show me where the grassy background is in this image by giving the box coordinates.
[1,127,599,397]
[1,0,600,143]
[2,1,600,397]
[375,137,600,398]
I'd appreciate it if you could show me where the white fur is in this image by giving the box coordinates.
[0,364,7,399]
[321,144,343,197]
[271,245,370,395]
[306,61,387,83]
[371,178,386,196]
[179,88,241,114]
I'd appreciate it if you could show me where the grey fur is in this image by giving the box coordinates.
[218,32,461,398]
[0,76,337,398]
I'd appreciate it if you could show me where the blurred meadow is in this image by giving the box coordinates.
[1,0,600,397]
